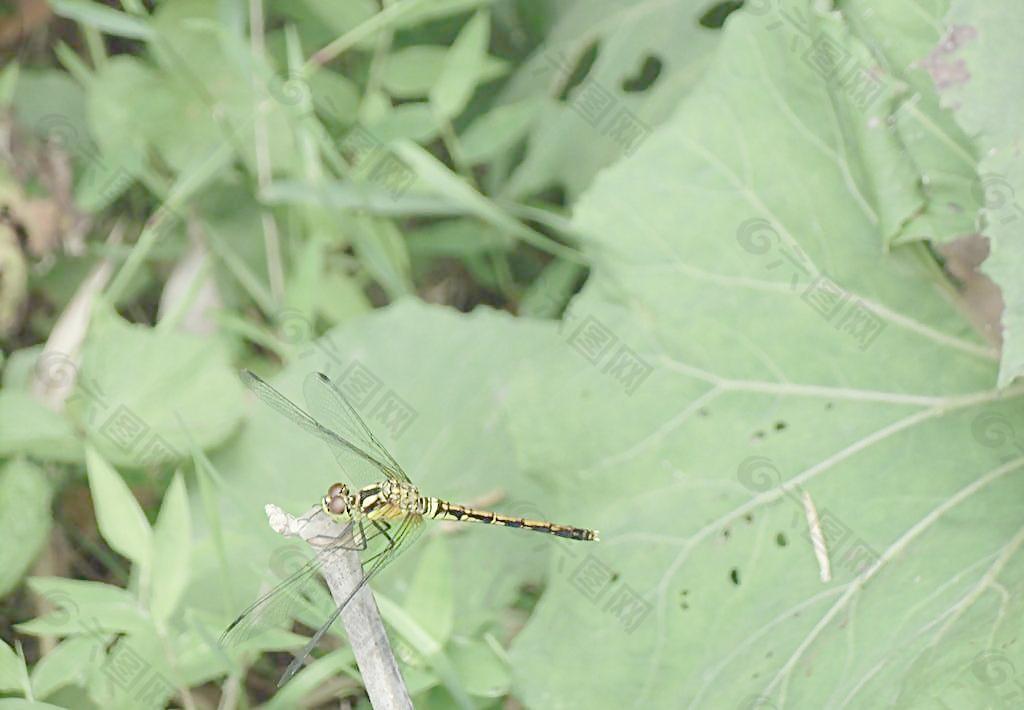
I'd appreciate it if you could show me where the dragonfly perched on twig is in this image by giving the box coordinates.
[221,369,598,685]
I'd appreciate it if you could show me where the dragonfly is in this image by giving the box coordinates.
[221,369,598,686]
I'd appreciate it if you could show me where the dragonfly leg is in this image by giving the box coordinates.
[371,520,394,550]
[352,520,369,551]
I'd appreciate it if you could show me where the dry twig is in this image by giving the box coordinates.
[266,504,412,710]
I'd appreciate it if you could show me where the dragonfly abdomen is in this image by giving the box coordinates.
[429,499,598,541]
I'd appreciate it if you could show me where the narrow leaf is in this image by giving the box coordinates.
[402,535,453,645]
[49,0,154,40]
[0,459,56,597]
[84,445,152,573]
[0,639,25,694]
[429,11,491,121]
[150,472,190,625]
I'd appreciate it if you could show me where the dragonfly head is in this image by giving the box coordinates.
[322,482,351,518]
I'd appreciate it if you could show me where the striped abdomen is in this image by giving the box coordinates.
[427,499,598,541]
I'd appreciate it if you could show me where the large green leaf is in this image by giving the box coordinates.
[943,0,1024,386]
[72,305,245,467]
[498,3,1023,708]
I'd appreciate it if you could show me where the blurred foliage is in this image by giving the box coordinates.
[0,0,1022,708]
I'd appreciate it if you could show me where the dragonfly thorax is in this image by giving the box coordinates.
[377,479,423,512]
[323,479,426,521]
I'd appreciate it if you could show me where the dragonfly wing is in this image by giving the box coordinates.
[240,370,324,441]
[303,371,411,484]
[241,370,390,489]
[277,513,424,685]
[220,520,383,648]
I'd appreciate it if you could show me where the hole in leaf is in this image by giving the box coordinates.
[621,55,663,92]
[556,42,600,102]
[698,1,744,29]
[730,568,740,585]
[531,183,568,207]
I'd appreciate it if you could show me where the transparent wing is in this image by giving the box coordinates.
[277,513,425,686]
[240,370,393,488]
[220,519,385,649]
[303,371,411,485]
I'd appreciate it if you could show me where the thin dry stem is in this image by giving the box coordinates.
[266,504,412,710]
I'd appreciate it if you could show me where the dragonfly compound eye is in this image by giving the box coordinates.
[327,495,348,516]
[328,482,346,498]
